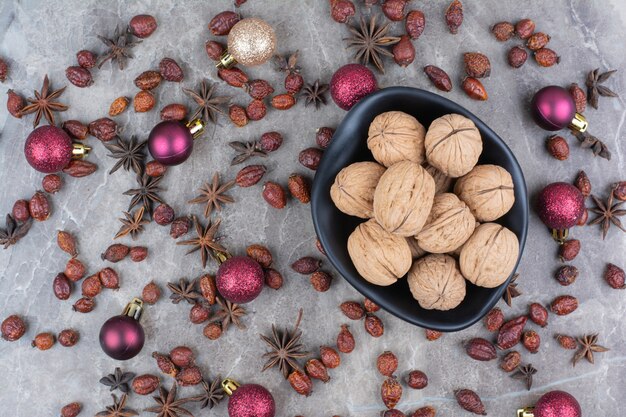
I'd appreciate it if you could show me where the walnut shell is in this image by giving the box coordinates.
[424,163,453,194]
[406,237,426,259]
[454,164,515,222]
[460,223,519,288]
[347,219,412,286]
[331,162,386,218]
[367,111,426,167]
[408,254,466,310]
[373,161,436,237]
[425,114,482,178]
[416,193,476,253]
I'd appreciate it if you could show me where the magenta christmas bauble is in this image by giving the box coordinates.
[99,298,145,360]
[536,182,585,230]
[216,256,264,304]
[330,64,378,111]
[228,383,275,417]
[148,120,195,166]
[24,125,73,173]
[532,390,581,417]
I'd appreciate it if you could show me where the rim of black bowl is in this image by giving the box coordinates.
[311,86,529,332]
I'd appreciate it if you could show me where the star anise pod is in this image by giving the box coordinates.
[99,367,136,393]
[228,140,267,165]
[344,14,400,74]
[588,192,626,239]
[573,333,609,366]
[0,214,32,249]
[209,297,246,331]
[511,364,537,390]
[124,172,164,216]
[302,79,329,109]
[183,79,230,124]
[189,378,224,409]
[20,74,68,127]
[115,206,148,240]
[145,382,195,417]
[586,68,618,109]
[502,273,521,307]
[104,136,147,175]
[273,50,301,74]
[98,26,142,70]
[260,308,309,379]
[96,394,138,417]
[167,277,202,305]
[188,172,235,218]
[573,131,611,160]
[176,217,228,269]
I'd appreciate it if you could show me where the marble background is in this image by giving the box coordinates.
[1,0,625,416]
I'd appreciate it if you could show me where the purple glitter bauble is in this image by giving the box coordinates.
[534,390,581,417]
[99,315,145,360]
[24,126,73,173]
[228,384,275,417]
[531,86,576,131]
[330,64,378,111]
[536,182,585,230]
[216,256,264,304]
[148,121,194,166]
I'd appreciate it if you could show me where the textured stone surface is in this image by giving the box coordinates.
[1,1,625,416]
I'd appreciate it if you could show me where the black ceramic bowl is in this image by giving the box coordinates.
[311,87,528,332]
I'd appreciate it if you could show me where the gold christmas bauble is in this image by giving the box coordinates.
[227,18,276,66]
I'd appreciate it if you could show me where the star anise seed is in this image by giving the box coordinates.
[20,75,68,127]
[96,394,138,417]
[502,273,521,307]
[511,363,537,390]
[99,367,136,393]
[188,172,235,218]
[123,172,164,216]
[176,217,228,269]
[189,378,224,409]
[302,79,329,110]
[98,26,142,71]
[573,130,611,160]
[145,382,195,417]
[344,14,401,74]
[167,277,202,305]
[586,68,618,109]
[0,214,32,249]
[209,297,246,332]
[273,51,301,74]
[115,206,148,240]
[104,136,147,175]
[183,79,230,125]
[260,308,310,379]
[228,140,267,165]
[573,334,609,366]
[588,193,626,239]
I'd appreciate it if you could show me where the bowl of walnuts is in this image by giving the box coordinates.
[311,86,528,332]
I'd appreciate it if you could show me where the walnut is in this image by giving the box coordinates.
[425,114,482,178]
[406,237,426,259]
[424,163,453,194]
[373,161,436,236]
[454,164,515,222]
[367,111,426,167]
[408,254,466,310]
[416,193,476,253]
[331,162,386,218]
[347,219,412,286]
[460,223,519,288]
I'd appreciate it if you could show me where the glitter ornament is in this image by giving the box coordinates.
[217,18,276,69]
[330,63,378,110]
[99,298,145,360]
[216,255,264,304]
[148,119,204,166]
[24,125,90,173]
[517,390,581,417]
[531,86,587,132]
[223,379,275,417]
[536,182,584,243]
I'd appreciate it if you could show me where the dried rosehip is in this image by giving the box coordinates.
[465,338,497,361]
[132,374,160,395]
[383,410,405,417]
[305,358,330,382]
[340,301,364,320]
[198,274,217,304]
[245,79,275,100]
[73,297,95,313]
[246,99,267,121]
[515,19,535,39]
[101,244,130,263]
[555,265,578,286]
[130,246,148,262]
[12,200,30,222]
[285,73,304,94]
[381,377,403,409]
[605,263,625,289]
[159,58,184,82]
[229,104,248,127]
[134,90,156,112]
[170,346,195,367]
[6,89,24,118]
[424,65,452,92]
[129,14,158,38]
[406,370,428,389]
[550,295,578,315]
[57,230,78,257]
[522,330,540,353]
[337,324,355,353]
[65,66,93,88]
[0,57,7,82]
[64,258,85,282]
[496,315,527,349]
[292,256,321,274]
[259,131,283,152]
[288,370,313,396]
[209,11,240,35]
[455,389,486,415]
[246,244,273,268]
[310,271,332,292]
[142,281,161,304]
[315,238,327,257]
[464,52,491,78]
[377,351,398,376]
[77,50,97,69]
[264,268,283,290]
[29,191,50,221]
[425,329,442,341]
[330,0,356,23]
[99,267,120,289]
[1,315,26,341]
[534,48,560,67]
[569,83,586,114]
[444,0,463,34]
[42,174,62,194]
[555,334,578,350]
[577,208,588,226]
[262,181,287,209]
[160,103,187,121]
[364,298,380,313]
[528,302,548,327]
[559,239,581,262]
[500,350,521,372]
[63,160,98,177]
[58,329,79,347]
[462,77,488,100]
[491,21,514,41]
[546,135,569,160]
[393,35,415,67]
[508,45,528,68]
[527,32,551,51]
[365,314,384,337]
[382,0,407,21]
[31,332,55,350]
[170,217,191,239]
[612,181,626,201]
[320,346,341,368]
[53,273,72,300]
[205,41,225,61]
[271,94,296,110]
[177,366,202,386]
[316,127,335,149]
[203,322,222,340]
[298,147,323,170]
[63,120,89,140]
[411,407,436,417]
[109,96,129,116]
[219,67,249,88]
[484,307,504,332]
[89,118,118,141]
[154,204,175,226]
[574,170,591,198]
[61,402,82,417]
[288,174,311,204]
[152,352,178,377]
[406,10,426,39]
[236,165,266,187]
[145,161,167,178]
[189,303,210,324]
[82,274,102,298]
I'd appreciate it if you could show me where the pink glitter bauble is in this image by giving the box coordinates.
[228,384,275,417]
[536,182,584,230]
[533,390,581,417]
[24,126,73,173]
[330,63,378,110]
[216,256,264,304]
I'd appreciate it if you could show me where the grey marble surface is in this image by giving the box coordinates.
[1,0,625,416]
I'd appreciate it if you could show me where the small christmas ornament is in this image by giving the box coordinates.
[330,63,378,110]
[217,18,277,69]
[24,125,90,173]
[99,298,145,360]
[517,390,581,417]
[147,119,205,166]
[536,182,585,243]
[222,378,275,417]
[531,86,588,132]
[216,255,264,304]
